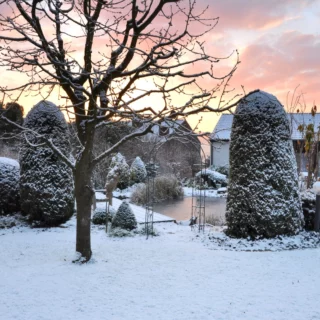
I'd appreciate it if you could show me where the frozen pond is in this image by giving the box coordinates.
[153,196,226,221]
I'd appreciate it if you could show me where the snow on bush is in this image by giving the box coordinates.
[0,157,20,215]
[226,91,304,239]
[107,153,130,190]
[20,101,74,227]
[92,206,116,225]
[202,229,320,252]
[130,156,147,184]
[210,165,229,177]
[196,169,227,187]
[131,175,184,205]
[111,201,137,231]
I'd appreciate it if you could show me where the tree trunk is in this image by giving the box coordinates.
[74,162,94,262]
[74,120,95,262]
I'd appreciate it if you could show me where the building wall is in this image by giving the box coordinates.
[211,141,230,167]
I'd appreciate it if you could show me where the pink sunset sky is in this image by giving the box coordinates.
[1,0,319,134]
[197,0,320,132]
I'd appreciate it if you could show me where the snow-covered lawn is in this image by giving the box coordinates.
[1,219,320,320]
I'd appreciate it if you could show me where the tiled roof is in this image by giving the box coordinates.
[211,113,320,141]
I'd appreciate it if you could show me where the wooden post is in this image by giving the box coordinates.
[315,194,320,232]
[105,199,109,233]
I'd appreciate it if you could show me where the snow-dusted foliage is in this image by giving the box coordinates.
[300,189,316,230]
[111,201,137,231]
[196,169,227,187]
[92,206,116,225]
[20,101,74,226]
[131,175,184,204]
[130,156,147,184]
[226,91,304,239]
[210,165,229,177]
[107,153,130,189]
[0,157,20,215]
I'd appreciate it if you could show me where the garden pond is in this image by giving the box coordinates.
[153,196,226,222]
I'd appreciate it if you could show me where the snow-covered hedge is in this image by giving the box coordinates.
[20,101,74,226]
[111,201,137,231]
[226,91,304,239]
[107,153,130,190]
[0,157,20,215]
[130,156,147,184]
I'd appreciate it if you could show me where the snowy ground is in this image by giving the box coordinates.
[1,218,320,320]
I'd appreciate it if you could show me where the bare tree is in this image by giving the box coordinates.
[287,88,319,188]
[0,0,243,262]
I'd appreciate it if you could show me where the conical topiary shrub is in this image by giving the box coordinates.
[111,201,137,231]
[130,156,147,184]
[20,101,74,226]
[226,90,304,239]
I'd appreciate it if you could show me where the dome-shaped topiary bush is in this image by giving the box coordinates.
[92,206,116,225]
[0,157,20,215]
[111,201,137,231]
[20,101,74,226]
[130,156,147,184]
[226,91,304,239]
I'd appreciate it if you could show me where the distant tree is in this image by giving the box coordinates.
[4,102,24,124]
[226,91,304,239]
[296,106,319,188]
[286,88,319,188]
[0,102,24,137]
[20,101,74,226]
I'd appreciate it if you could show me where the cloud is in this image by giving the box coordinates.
[206,0,314,31]
[230,30,320,107]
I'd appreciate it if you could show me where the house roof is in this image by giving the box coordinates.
[210,114,233,140]
[140,118,200,144]
[211,113,320,141]
[151,119,185,135]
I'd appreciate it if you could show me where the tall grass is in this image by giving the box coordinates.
[131,174,183,205]
[205,214,225,226]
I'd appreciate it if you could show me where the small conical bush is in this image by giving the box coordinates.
[111,201,137,231]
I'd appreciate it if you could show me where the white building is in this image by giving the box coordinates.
[210,113,320,170]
